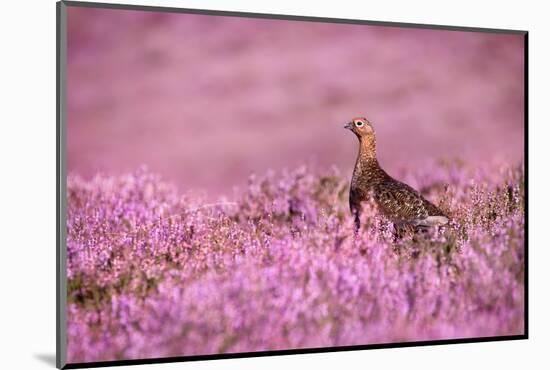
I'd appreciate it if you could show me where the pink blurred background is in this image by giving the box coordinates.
[67,7,525,198]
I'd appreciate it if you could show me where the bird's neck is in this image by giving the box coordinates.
[358,136,377,162]
[353,137,386,182]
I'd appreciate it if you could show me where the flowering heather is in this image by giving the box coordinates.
[66,162,525,363]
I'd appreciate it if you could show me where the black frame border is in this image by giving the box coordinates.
[56,1,529,369]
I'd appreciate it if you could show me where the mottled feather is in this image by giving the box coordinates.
[373,180,446,223]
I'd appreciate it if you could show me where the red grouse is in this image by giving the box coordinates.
[344,117,448,233]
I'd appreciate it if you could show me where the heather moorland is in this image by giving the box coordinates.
[65,7,525,364]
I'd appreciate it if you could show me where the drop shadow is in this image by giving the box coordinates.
[34,353,56,367]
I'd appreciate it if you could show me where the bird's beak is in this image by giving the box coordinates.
[344,122,353,130]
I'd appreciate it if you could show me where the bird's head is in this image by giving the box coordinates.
[344,117,375,140]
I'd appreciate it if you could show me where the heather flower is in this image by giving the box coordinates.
[66,162,525,363]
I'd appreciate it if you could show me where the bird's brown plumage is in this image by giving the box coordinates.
[345,117,448,232]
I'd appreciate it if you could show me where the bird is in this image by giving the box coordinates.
[344,116,448,235]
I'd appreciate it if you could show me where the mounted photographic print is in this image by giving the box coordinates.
[56,1,528,368]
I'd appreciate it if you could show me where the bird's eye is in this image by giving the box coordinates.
[355,121,364,127]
